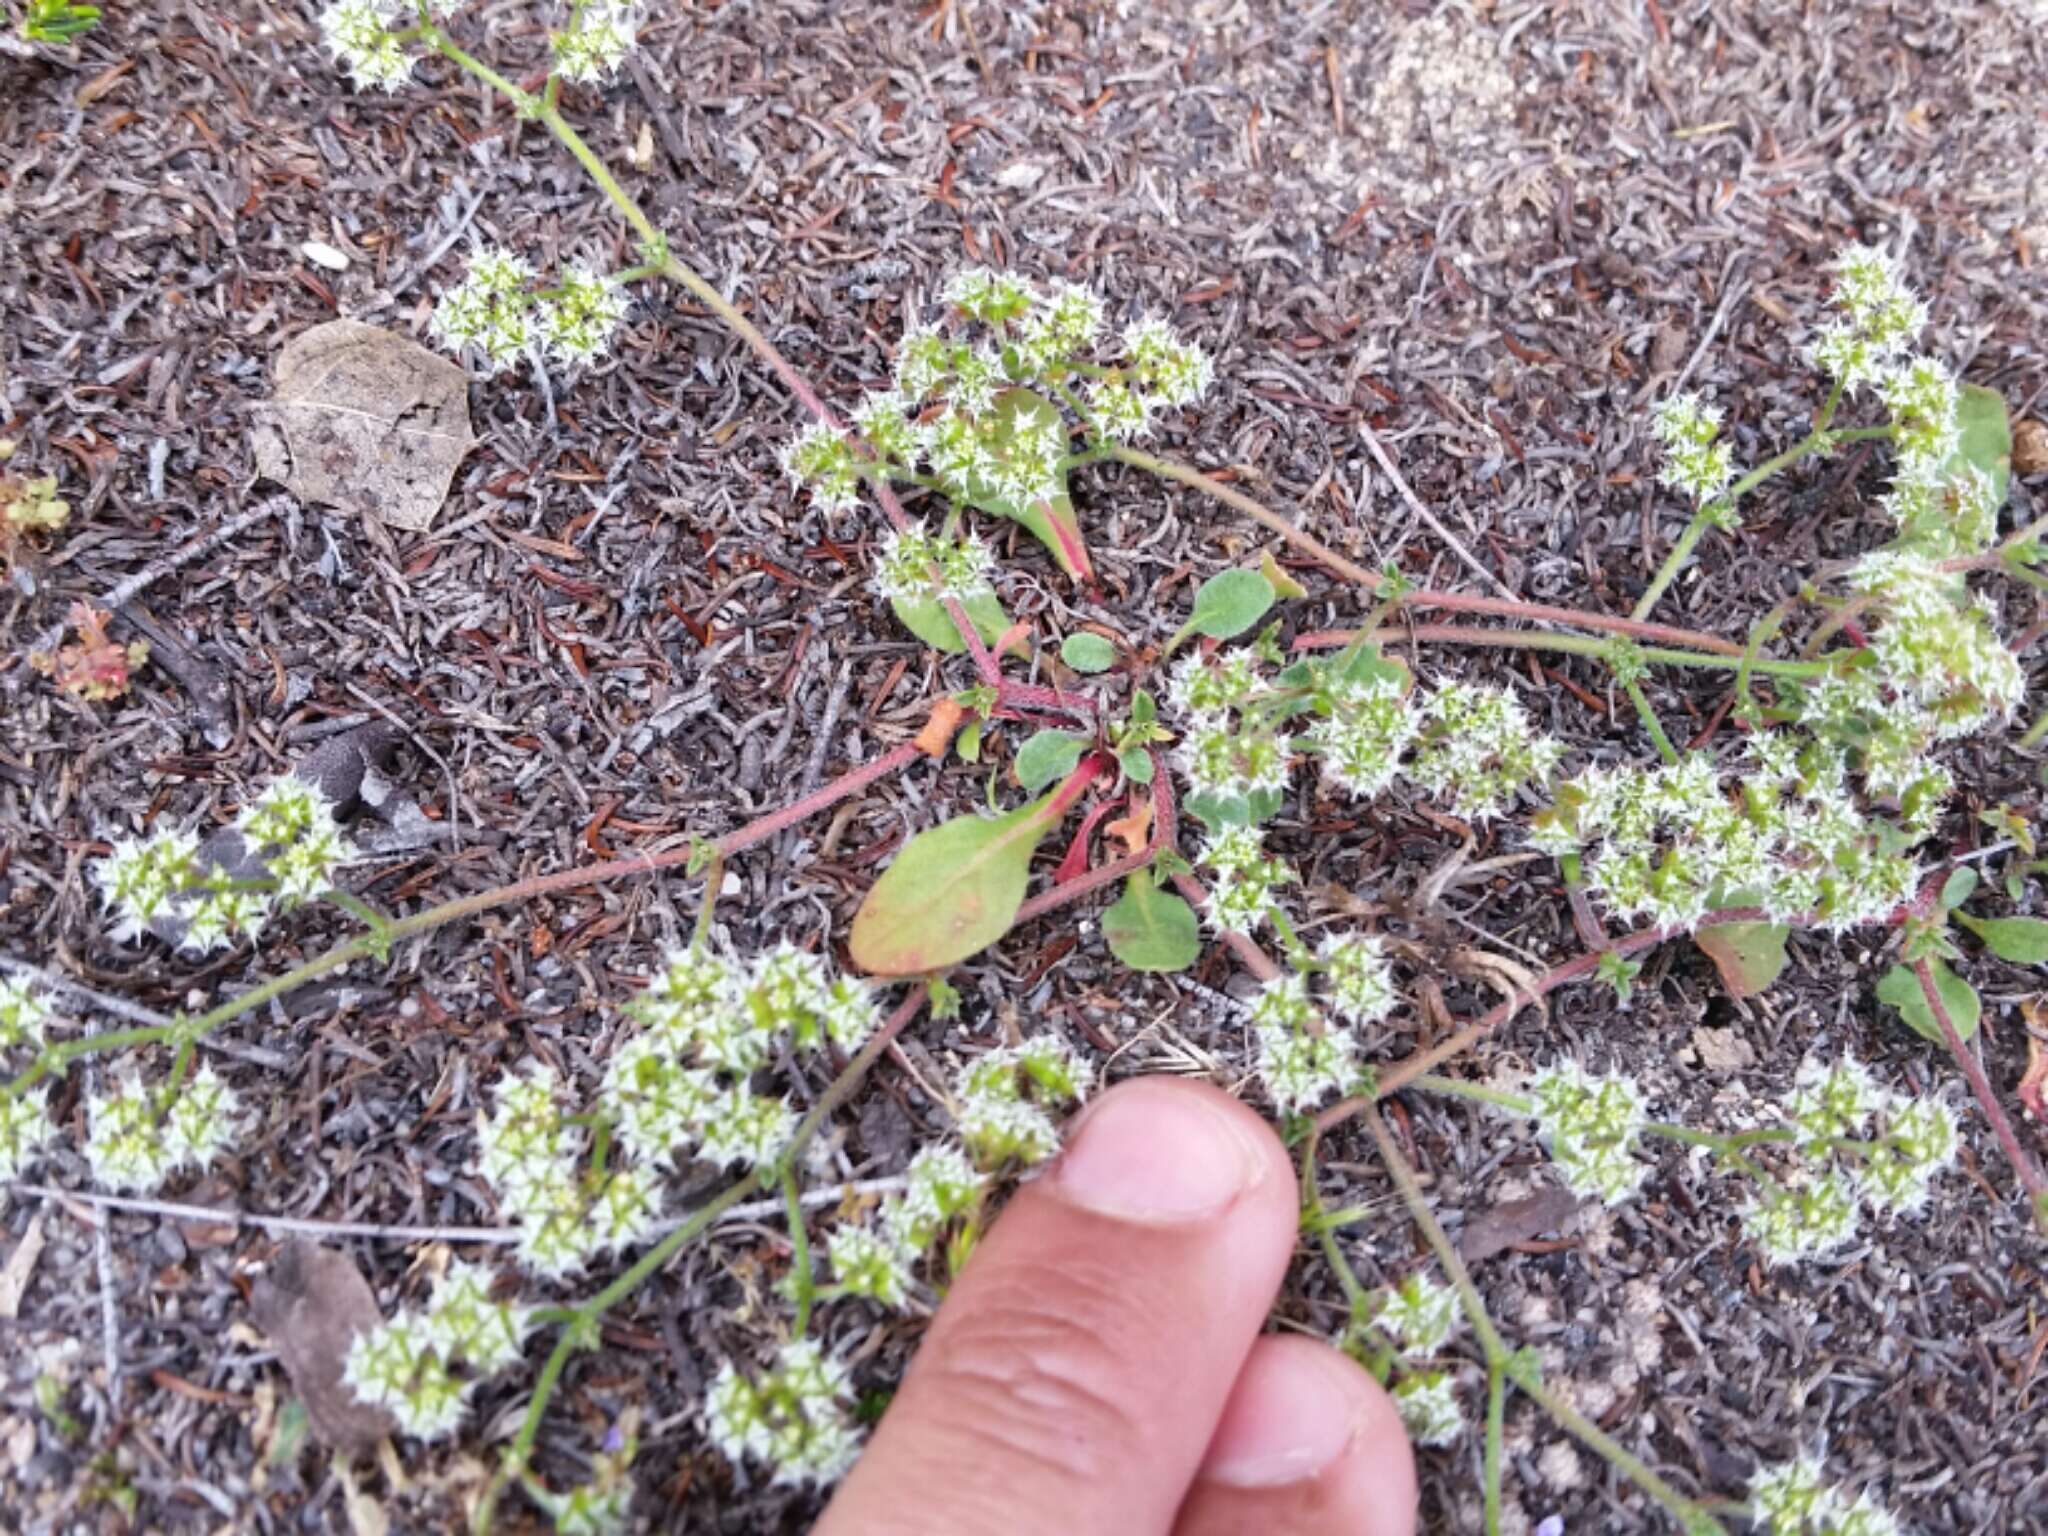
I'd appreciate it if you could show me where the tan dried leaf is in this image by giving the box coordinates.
[252,318,477,533]
[248,1240,396,1454]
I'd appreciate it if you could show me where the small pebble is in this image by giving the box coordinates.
[301,240,350,272]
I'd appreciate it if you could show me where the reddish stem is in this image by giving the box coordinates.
[1016,760,1178,922]
[1914,958,2048,1224]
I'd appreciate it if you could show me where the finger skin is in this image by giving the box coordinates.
[1171,1335,1418,1536]
[814,1078,1301,1536]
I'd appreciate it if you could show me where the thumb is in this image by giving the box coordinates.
[814,1077,1298,1536]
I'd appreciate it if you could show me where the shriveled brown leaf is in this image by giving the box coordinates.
[251,318,477,533]
[248,1240,395,1454]
[0,1213,44,1320]
[2013,418,2048,477]
[1456,1186,1582,1267]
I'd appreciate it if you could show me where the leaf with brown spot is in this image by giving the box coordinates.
[251,318,477,533]
[1693,920,1789,999]
[248,1240,395,1454]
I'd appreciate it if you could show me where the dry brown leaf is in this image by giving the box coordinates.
[248,1240,396,1454]
[1456,1186,1583,1267]
[252,318,477,533]
[1105,795,1152,856]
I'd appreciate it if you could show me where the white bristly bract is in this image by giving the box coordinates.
[1749,1457,1904,1536]
[705,1340,862,1487]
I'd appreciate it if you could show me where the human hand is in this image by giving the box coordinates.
[816,1076,1417,1536]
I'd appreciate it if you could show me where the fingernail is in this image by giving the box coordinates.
[1050,1082,1266,1223]
[1200,1345,1360,1489]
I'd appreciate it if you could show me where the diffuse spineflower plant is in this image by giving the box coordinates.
[343,1260,534,1440]
[431,246,630,374]
[320,2,640,93]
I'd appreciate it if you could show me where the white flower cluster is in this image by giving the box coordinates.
[1392,1370,1462,1447]
[1651,392,1734,509]
[1810,245,1930,397]
[1751,1457,1903,1536]
[872,526,996,604]
[824,1144,984,1308]
[1248,933,1400,1112]
[1199,827,1294,937]
[0,976,50,1051]
[705,1340,861,1487]
[317,0,450,91]
[94,774,357,952]
[954,1036,1091,1166]
[478,945,880,1277]
[780,270,1211,520]
[1525,1061,1651,1204]
[551,1,638,82]
[1533,741,1924,933]
[1744,1055,1957,1265]
[432,248,629,374]
[1377,1273,1460,1354]
[1305,673,1419,799]
[343,1261,533,1440]
[1841,552,2021,742]
[1407,683,1564,821]
[83,1064,241,1194]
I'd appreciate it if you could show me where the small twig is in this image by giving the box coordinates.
[93,1207,122,1411]
[10,1177,911,1247]
[1357,422,1519,600]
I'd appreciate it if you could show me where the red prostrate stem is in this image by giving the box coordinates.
[1914,957,2048,1226]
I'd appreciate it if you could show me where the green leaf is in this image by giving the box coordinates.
[1118,746,1154,784]
[1013,729,1092,792]
[850,793,1069,975]
[1184,785,1285,831]
[1131,689,1157,726]
[891,589,1018,656]
[1946,383,2012,508]
[965,389,1089,578]
[1954,911,2048,965]
[1693,921,1789,999]
[1876,958,1981,1044]
[1101,873,1200,972]
[1060,632,1117,673]
[956,721,983,764]
[1176,568,1275,645]
[1940,867,1980,911]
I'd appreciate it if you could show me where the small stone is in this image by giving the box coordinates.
[1691,1025,1755,1071]
[2013,418,2048,477]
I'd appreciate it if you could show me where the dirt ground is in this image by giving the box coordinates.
[2,1,2046,1531]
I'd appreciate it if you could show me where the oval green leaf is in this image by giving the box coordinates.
[1060,632,1117,673]
[1949,383,2012,507]
[850,793,1066,976]
[1876,958,1981,1044]
[1013,729,1092,792]
[1184,568,1275,641]
[1102,872,1200,972]
[1954,911,2048,965]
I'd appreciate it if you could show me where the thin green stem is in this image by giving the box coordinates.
[1484,1360,1506,1536]
[2020,710,2048,751]
[1301,626,1832,679]
[1631,420,1898,622]
[784,1165,815,1337]
[1300,1132,1373,1318]
[1624,677,1680,765]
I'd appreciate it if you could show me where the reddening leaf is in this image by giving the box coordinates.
[1060,632,1117,673]
[1693,921,1789,999]
[1101,873,1200,972]
[891,589,1018,656]
[1954,911,2048,965]
[850,792,1069,975]
[1876,958,1981,1044]
[1013,729,1092,792]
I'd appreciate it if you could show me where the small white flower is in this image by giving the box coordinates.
[887,1143,984,1251]
[0,978,51,1050]
[1783,1055,1877,1151]
[706,1341,862,1487]
[85,1073,172,1193]
[826,1223,915,1307]
[1254,1022,1356,1113]
[1526,1062,1650,1205]
[1744,1171,1859,1266]
[319,0,415,91]
[0,1089,54,1182]
[1392,1370,1463,1446]
[431,247,537,373]
[551,1,638,83]
[589,1164,663,1251]
[537,264,629,365]
[1857,1094,1957,1214]
[1378,1273,1460,1354]
[1320,934,1397,1028]
[423,1262,531,1376]
[162,1063,240,1171]
[96,828,200,942]
[696,1084,795,1170]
